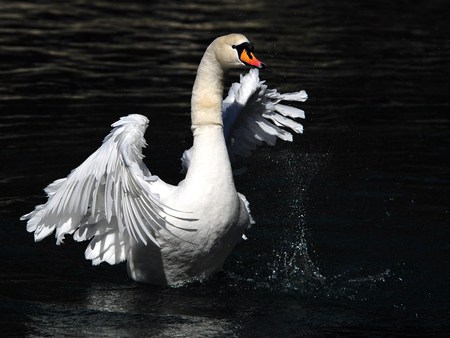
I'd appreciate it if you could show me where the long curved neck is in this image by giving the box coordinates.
[191,46,224,128]
[182,44,235,196]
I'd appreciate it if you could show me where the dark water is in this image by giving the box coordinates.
[1,0,449,336]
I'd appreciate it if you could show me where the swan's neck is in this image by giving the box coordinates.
[183,46,235,195]
[191,47,224,127]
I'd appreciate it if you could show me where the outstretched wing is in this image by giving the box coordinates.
[223,68,307,160]
[21,114,182,265]
[181,69,307,171]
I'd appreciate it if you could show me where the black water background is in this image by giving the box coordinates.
[1,1,449,336]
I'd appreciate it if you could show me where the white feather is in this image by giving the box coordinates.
[221,68,307,162]
[21,114,183,263]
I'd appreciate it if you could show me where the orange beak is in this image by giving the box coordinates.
[239,49,266,69]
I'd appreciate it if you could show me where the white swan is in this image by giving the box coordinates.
[21,34,308,285]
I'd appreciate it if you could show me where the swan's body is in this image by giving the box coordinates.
[21,34,307,285]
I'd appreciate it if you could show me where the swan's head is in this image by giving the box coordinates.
[210,34,266,70]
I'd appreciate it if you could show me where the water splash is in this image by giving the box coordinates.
[266,227,325,288]
[229,150,328,293]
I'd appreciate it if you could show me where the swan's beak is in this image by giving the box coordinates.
[239,49,267,69]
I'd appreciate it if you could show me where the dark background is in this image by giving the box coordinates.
[1,1,449,336]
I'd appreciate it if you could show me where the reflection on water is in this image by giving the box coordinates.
[23,284,238,337]
[1,0,449,336]
[84,286,238,337]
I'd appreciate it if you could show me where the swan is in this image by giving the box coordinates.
[21,34,308,285]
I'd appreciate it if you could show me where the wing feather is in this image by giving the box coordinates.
[223,68,307,161]
[21,114,188,264]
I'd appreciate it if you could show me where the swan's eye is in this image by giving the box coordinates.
[232,42,254,55]
[232,42,266,69]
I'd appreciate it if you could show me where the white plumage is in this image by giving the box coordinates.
[21,34,307,285]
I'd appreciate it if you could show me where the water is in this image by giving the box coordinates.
[1,0,449,336]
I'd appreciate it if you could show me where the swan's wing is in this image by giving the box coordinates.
[181,69,307,171]
[21,114,184,265]
[223,68,307,161]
